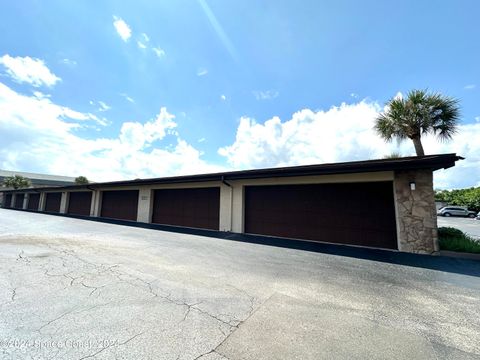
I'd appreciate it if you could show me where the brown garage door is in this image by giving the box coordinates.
[244,182,397,249]
[100,190,138,221]
[68,191,92,216]
[27,193,40,210]
[14,193,25,208]
[152,187,220,230]
[45,192,62,212]
[4,194,12,208]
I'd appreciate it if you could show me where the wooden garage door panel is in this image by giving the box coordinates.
[14,194,25,208]
[68,191,92,216]
[100,190,138,221]
[27,193,40,210]
[244,182,397,249]
[45,192,62,213]
[4,194,12,208]
[152,187,220,230]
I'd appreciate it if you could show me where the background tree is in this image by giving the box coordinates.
[375,89,460,156]
[74,176,89,185]
[435,187,480,212]
[2,175,31,189]
[383,152,402,159]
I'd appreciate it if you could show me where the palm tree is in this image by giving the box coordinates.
[3,175,31,189]
[375,89,460,156]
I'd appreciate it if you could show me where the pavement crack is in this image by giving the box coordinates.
[81,281,105,296]
[194,293,274,360]
[178,301,203,323]
[77,331,145,360]
[16,250,30,263]
[37,307,78,333]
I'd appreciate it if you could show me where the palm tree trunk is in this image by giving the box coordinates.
[412,136,425,156]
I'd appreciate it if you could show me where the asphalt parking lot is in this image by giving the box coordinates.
[437,216,480,238]
[1,209,480,359]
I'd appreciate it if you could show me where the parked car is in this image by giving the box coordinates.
[437,206,477,218]
[476,212,480,220]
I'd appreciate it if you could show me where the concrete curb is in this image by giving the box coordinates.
[439,250,480,261]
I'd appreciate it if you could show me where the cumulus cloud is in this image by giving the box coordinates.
[0,82,222,181]
[252,90,279,100]
[220,94,226,101]
[218,100,480,189]
[0,55,61,87]
[113,16,132,42]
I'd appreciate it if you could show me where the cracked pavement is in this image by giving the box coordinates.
[1,210,480,359]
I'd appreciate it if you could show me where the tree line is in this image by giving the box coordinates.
[435,187,480,213]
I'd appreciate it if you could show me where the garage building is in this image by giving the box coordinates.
[0,154,462,254]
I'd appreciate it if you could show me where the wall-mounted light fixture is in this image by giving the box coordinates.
[409,181,416,191]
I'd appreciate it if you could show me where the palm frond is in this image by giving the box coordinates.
[374,89,460,151]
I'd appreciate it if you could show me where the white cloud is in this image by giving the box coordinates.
[0,55,61,87]
[198,138,206,143]
[137,41,147,49]
[120,93,135,103]
[252,90,279,100]
[220,94,226,101]
[113,16,132,42]
[152,47,166,58]
[464,84,476,90]
[90,100,111,112]
[141,33,150,42]
[219,100,480,189]
[33,91,50,99]
[98,101,111,112]
[350,93,359,99]
[197,68,208,76]
[61,58,77,66]
[0,82,223,182]
[475,116,480,123]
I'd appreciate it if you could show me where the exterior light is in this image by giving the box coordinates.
[409,181,416,191]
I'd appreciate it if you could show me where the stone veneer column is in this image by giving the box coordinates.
[394,170,439,254]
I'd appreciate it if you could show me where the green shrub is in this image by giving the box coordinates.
[438,227,480,254]
[438,227,464,238]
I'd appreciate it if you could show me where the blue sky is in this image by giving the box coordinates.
[0,0,479,188]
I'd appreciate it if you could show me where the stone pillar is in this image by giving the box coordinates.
[23,194,29,209]
[219,183,233,231]
[137,187,152,223]
[59,192,68,214]
[394,170,438,254]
